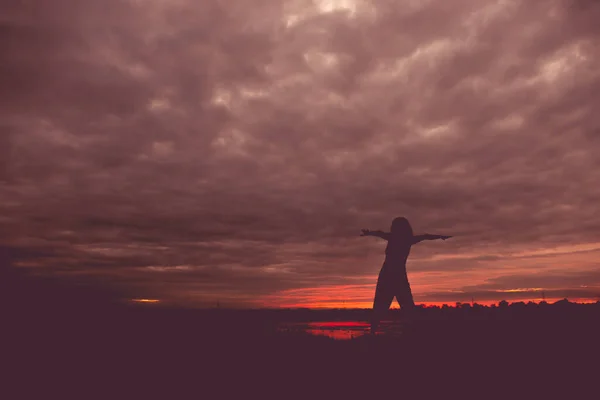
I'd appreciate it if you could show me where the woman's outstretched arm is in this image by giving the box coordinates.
[360,229,390,240]
[412,234,452,244]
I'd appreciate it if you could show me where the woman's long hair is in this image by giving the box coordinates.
[390,217,413,237]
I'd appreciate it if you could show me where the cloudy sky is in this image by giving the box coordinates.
[2,0,599,308]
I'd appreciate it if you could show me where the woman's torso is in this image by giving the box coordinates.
[383,235,412,270]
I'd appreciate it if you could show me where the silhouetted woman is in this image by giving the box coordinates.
[361,217,451,334]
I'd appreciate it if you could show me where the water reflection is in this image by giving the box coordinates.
[278,320,405,340]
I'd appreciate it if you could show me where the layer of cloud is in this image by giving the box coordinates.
[1,0,599,306]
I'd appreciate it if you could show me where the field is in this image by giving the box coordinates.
[4,300,600,398]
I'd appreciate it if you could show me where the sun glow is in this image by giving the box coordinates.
[131,298,160,303]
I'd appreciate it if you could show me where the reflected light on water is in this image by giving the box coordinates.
[279,320,404,340]
[307,321,370,340]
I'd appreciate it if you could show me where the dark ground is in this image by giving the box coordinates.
[2,261,599,399]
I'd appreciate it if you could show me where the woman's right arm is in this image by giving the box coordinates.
[412,234,452,244]
[360,229,390,240]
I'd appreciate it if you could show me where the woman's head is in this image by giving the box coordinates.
[390,217,413,236]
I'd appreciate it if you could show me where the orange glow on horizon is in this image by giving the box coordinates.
[131,298,160,303]
[262,298,598,309]
[257,279,600,309]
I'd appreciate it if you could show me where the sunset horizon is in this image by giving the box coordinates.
[127,296,599,309]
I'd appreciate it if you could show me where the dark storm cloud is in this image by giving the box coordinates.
[461,269,600,292]
[1,0,600,306]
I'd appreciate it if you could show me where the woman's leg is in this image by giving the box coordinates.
[371,275,394,334]
[396,278,416,318]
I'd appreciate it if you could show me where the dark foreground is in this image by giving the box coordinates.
[2,265,599,398]
[3,302,600,399]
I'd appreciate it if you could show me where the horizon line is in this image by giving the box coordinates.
[130,298,600,310]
